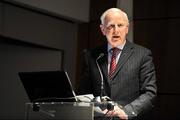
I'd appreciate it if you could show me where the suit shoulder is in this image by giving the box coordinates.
[131,42,151,53]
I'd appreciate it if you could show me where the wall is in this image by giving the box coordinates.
[0,1,79,119]
[0,39,63,119]
[1,2,78,83]
[4,0,90,22]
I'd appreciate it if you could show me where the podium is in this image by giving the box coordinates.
[25,102,94,120]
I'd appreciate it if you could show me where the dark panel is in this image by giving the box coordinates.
[75,23,89,90]
[134,19,180,94]
[90,0,117,22]
[134,1,180,119]
[0,2,3,34]
[157,94,180,119]
[88,22,107,48]
[134,0,180,19]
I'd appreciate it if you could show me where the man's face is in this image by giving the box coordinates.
[100,11,129,47]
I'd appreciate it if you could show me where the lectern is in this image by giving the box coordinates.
[25,102,94,120]
[19,71,100,120]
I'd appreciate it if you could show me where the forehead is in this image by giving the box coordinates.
[104,11,127,25]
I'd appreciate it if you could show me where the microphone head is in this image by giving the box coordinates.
[96,53,105,60]
[99,53,104,57]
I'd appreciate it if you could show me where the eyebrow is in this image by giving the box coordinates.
[106,22,115,27]
[106,22,125,27]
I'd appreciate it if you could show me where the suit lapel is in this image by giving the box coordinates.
[111,41,134,80]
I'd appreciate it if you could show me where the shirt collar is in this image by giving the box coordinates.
[107,40,126,52]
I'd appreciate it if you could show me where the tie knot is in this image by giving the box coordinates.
[111,47,120,56]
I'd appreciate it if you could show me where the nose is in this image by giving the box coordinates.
[113,25,119,34]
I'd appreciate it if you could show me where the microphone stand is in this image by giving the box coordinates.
[96,53,115,112]
[96,53,104,102]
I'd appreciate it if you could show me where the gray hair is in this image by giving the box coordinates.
[100,8,129,25]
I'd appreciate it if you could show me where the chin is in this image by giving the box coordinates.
[111,43,118,47]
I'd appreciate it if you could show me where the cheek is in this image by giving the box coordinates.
[106,33,113,40]
[105,31,113,37]
[120,29,128,36]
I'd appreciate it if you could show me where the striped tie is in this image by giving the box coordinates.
[109,48,120,80]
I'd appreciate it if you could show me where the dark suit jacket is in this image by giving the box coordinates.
[78,40,157,119]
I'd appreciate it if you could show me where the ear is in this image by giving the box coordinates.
[100,24,106,36]
[125,25,129,34]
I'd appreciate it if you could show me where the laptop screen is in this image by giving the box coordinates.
[19,71,77,102]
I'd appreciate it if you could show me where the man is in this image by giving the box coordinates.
[78,8,157,120]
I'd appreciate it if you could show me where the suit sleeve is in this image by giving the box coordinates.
[123,49,157,119]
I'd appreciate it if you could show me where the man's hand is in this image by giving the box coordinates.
[102,105,128,120]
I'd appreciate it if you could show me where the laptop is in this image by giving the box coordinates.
[18,71,77,102]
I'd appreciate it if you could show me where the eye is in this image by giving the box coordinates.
[118,24,124,28]
[106,24,115,30]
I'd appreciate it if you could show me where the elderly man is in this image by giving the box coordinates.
[78,8,157,120]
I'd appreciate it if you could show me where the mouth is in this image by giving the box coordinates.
[113,36,120,38]
[112,36,120,41]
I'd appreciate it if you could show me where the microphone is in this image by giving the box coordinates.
[95,53,115,111]
[93,96,115,111]
[94,101,115,111]
[96,53,104,101]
